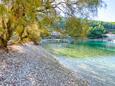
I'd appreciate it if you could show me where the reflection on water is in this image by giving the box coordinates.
[43,40,115,58]
[43,40,115,86]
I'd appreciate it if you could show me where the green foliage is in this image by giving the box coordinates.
[111,31,115,34]
[88,24,107,39]
[89,20,115,32]
[65,17,82,37]
[40,28,50,38]
[26,22,41,45]
[0,0,105,49]
[0,0,49,48]
[65,17,89,39]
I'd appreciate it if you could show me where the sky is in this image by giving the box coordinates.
[94,0,115,22]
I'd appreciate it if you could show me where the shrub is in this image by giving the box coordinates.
[88,24,107,39]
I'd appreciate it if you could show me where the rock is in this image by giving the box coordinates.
[0,44,88,86]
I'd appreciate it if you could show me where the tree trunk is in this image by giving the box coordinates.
[0,18,12,52]
[0,38,9,52]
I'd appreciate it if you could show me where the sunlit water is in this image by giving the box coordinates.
[42,40,115,86]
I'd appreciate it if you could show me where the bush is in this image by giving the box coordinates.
[88,24,107,39]
[26,22,41,45]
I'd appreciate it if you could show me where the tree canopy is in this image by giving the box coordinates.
[0,0,105,49]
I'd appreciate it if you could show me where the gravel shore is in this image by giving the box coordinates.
[0,44,88,86]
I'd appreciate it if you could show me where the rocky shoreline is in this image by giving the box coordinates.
[0,44,88,86]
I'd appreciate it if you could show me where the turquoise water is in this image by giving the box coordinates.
[43,41,115,58]
[43,40,115,86]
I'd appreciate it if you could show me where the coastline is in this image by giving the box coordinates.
[0,44,88,86]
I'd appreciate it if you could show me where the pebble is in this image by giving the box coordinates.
[0,44,88,86]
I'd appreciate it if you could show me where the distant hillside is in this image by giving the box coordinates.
[88,20,115,32]
[51,17,115,32]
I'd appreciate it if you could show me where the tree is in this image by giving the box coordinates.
[88,24,107,39]
[65,17,90,39]
[0,0,105,50]
[0,0,51,48]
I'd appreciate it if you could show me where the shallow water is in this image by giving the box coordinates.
[57,56,115,86]
[43,40,115,86]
